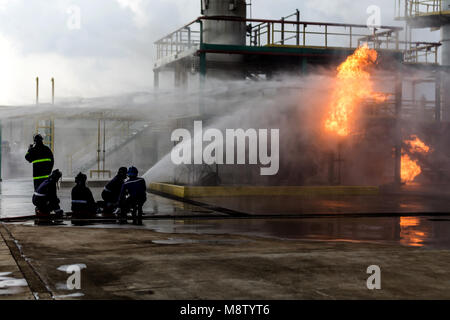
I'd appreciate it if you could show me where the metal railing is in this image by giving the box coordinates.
[155,20,202,61]
[403,42,441,63]
[248,17,401,49]
[154,15,403,62]
[396,0,443,18]
[154,14,440,66]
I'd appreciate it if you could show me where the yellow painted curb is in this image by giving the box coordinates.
[149,183,379,198]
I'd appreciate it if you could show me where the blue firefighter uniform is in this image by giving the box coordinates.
[118,167,147,223]
[25,135,54,191]
[71,173,97,219]
[101,167,127,211]
[32,170,62,216]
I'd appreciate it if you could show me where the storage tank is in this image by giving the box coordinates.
[200,0,247,80]
[202,0,247,45]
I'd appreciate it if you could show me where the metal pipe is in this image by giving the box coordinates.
[296,9,300,46]
[103,120,106,178]
[97,119,101,178]
[51,78,55,105]
[36,77,39,105]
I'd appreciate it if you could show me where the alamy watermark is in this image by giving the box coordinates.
[67,5,81,30]
[366,5,381,30]
[171,121,280,176]
[58,264,87,290]
[366,265,381,290]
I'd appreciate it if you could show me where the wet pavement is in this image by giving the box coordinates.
[191,194,450,216]
[2,179,450,249]
[0,179,225,219]
[3,179,450,299]
[5,223,450,300]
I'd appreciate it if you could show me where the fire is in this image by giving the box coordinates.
[404,135,430,154]
[401,135,431,184]
[401,154,422,184]
[325,44,386,137]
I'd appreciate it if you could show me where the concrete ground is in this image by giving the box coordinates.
[2,223,450,300]
[2,179,450,300]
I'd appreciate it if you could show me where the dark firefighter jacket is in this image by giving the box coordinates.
[25,143,54,181]
[119,177,147,205]
[102,175,126,203]
[32,177,60,208]
[71,184,97,213]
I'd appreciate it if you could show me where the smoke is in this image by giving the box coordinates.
[1,61,448,187]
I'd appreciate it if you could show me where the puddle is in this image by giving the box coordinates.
[0,272,28,295]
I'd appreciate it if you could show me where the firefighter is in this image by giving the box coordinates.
[71,172,97,220]
[25,134,54,191]
[118,166,147,224]
[32,169,63,218]
[101,167,127,214]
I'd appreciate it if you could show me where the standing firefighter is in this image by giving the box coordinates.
[71,172,97,220]
[32,169,63,219]
[25,134,54,190]
[101,167,127,214]
[118,166,147,224]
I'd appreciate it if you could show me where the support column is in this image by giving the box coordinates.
[199,52,207,115]
[153,70,159,89]
[301,57,308,75]
[436,71,442,123]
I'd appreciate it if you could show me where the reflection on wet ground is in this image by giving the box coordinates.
[192,195,450,215]
[3,179,450,249]
[137,216,450,249]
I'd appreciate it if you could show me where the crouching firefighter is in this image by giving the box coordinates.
[25,134,54,191]
[101,167,127,215]
[71,172,97,220]
[32,169,64,219]
[118,167,147,224]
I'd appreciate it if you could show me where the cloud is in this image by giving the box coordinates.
[116,0,148,28]
[0,0,438,106]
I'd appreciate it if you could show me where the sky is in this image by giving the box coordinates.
[0,0,439,105]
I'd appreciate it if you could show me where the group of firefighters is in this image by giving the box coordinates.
[25,134,147,224]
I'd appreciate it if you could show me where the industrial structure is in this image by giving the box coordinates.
[151,0,450,187]
[0,0,449,188]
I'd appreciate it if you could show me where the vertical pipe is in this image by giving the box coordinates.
[350,26,352,48]
[281,18,285,45]
[103,120,106,178]
[271,22,274,44]
[51,78,55,105]
[51,78,55,153]
[97,119,101,178]
[296,9,300,46]
[36,77,39,105]
[303,24,306,46]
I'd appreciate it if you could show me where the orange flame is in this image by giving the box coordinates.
[325,45,386,137]
[401,135,430,184]
[404,135,430,154]
[401,154,422,184]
